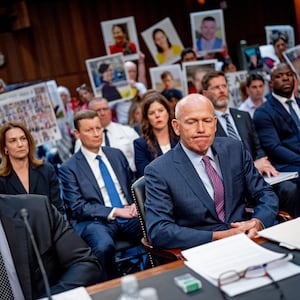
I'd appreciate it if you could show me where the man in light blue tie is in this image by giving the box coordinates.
[59,110,142,281]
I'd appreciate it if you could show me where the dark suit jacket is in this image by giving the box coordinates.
[134,136,178,178]
[144,138,278,250]
[253,94,300,169]
[0,163,65,215]
[0,194,101,300]
[216,108,265,159]
[59,146,135,233]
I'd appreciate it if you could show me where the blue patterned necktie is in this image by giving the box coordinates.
[202,155,225,222]
[222,113,239,140]
[0,251,14,300]
[96,155,127,223]
[286,100,300,131]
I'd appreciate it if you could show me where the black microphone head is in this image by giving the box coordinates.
[20,208,29,219]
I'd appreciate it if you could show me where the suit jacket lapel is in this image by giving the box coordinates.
[7,170,27,194]
[1,207,32,299]
[29,164,38,194]
[173,144,219,219]
[75,151,103,198]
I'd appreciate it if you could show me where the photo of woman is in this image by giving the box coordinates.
[141,17,184,66]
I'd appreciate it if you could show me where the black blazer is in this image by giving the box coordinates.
[0,194,101,299]
[216,108,265,160]
[0,163,65,215]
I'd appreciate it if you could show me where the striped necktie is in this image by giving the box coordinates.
[202,155,225,222]
[222,113,238,140]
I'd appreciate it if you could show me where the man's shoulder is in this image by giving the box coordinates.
[111,122,139,135]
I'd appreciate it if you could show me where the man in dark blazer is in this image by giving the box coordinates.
[253,63,300,182]
[144,94,278,250]
[0,193,101,300]
[201,70,300,217]
[59,110,142,281]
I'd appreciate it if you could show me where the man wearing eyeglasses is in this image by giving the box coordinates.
[202,70,300,218]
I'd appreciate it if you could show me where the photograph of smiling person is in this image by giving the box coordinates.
[141,17,184,66]
[86,53,133,104]
[101,16,139,61]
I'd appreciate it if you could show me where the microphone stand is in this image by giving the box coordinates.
[20,208,53,300]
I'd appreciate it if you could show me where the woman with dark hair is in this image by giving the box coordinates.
[0,122,65,214]
[109,23,137,55]
[152,28,182,65]
[98,63,122,101]
[134,90,179,177]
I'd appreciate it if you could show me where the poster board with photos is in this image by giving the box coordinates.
[190,9,226,57]
[0,82,61,147]
[101,16,139,61]
[225,70,248,108]
[283,45,300,80]
[149,64,184,95]
[265,25,295,49]
[85,53,132,105]
[182,59,218,95]
[141,17,184,66]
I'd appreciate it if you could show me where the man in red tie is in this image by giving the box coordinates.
[144,94,278,250]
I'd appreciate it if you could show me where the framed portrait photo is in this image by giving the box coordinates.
[190,9,226,57]
[149,64,184,98]
[85,53,132,105]
[182,59,218,95]
[141,17,184,66]
[101,16,140,61]
[265,25,295,49]
[283,45,300,80]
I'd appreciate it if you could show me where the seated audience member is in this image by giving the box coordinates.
[144,94,278,250]
[0,193,101,299]
[180,47,197,63]
[221,58,237,73]
[253,63,300,186]
[201,70,300,217]
[128,101,142,135]
[0,122,65,215]
[134,90,179,178]
[238,72,267,118]
[188,68,208,94]
[75,97,139,173]
[59,110,142,281]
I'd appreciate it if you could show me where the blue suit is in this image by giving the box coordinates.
[196,37,223,52]
[59,146,141,281]
[134,136,178,178]
[144,138,278,250]
[217,108,300,217]
[253,94,300,177]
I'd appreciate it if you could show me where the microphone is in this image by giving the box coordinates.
[20,208,53,300]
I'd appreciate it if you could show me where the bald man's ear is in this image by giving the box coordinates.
[172,119,180,136]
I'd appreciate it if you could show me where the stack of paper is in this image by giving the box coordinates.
[258,217,300,250]
[182,234,300,296]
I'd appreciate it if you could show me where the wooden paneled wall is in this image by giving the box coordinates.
[0,0,298,97]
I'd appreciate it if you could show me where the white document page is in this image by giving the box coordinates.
[38,287,92,300]
[264,171,298,185]
[182,234,300,296]
[258,217,300,250]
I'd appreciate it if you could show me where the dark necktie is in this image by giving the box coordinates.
[202,155,225,222]
[222,113,238,140]
[286,100,300,131]
[96,155,127,223]
[103,128,110,147]
[0,251,14,300]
